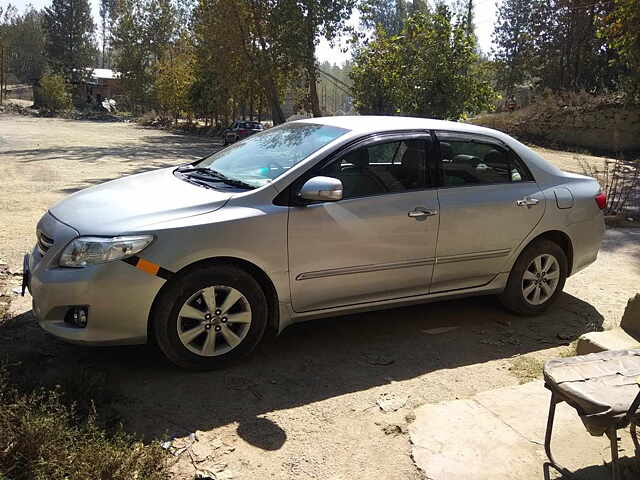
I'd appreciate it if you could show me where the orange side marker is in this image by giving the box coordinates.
[137,258,160,276]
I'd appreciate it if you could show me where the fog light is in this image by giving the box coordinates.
[65,306,89,328]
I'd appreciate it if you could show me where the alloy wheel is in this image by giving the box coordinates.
[521,254,560,306]
[177,285,252,357]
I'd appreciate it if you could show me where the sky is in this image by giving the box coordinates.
[6,0,498,65]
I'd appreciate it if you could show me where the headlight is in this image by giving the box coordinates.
[59,235,154,268]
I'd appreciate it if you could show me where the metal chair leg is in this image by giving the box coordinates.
[631,422,640,457]
[544,391,574,478]
[606,426,620,480]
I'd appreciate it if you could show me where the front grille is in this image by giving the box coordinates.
[37,230,55,255]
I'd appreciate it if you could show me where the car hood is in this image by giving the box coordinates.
[50,167,233,235]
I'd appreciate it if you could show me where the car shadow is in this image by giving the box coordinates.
[6,292,603,451]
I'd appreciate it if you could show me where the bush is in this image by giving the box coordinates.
[0,366,169,480]
[35,74,73,114]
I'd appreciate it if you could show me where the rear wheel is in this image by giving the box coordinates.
[153,264,268,370]
[499,239,568,316]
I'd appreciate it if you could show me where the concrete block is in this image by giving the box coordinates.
[576,328,640,355]
[409,381,637,480]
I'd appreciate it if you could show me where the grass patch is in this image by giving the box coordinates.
[508,356,545,384]
[0,364,170,480]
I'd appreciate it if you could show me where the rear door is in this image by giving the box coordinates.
[431,131,544,292]
[287,133,440,312]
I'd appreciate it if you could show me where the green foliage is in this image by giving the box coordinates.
[111,0,176,113]
[99,0,117,68]
[154,37,195,121]
[35,73,72,113]
[351,5,497,119]
[0,7,47,83]
[600,0,640,100]
[44,0,97,83]
[0,365,169,480]
[493,0,626,95]
[491,0,533,94]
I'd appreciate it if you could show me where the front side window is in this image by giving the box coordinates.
[195,123,349,188]
[320,139,430,199]
[440,139,528,186]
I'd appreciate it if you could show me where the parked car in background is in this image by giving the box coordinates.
[24,116,605,370]
[223,121,264,144]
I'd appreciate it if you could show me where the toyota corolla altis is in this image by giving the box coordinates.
[24,117,605,369]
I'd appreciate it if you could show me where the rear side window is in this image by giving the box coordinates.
[439,139,529,186]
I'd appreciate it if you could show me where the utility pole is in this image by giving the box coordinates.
[0,44,4,104]
[466,0,474,37]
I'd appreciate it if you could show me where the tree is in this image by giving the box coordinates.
[99,0,116,68]
[36,73,73,113]
[44,0,96,83]
[600,0,640,99]
[351,5,496,119]
[154,36,195,122]
[492,0,534,95]
[359,0,407,35]
[0,6,46,84]
[273,0,356,117]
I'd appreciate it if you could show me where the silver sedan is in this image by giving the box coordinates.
[25,116,605,369]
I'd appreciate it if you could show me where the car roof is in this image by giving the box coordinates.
[294,115,505,138]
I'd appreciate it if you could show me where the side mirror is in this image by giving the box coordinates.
[298,176,343,202]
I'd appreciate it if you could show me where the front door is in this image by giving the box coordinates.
[431,132,545,292]
[288,135,439,312]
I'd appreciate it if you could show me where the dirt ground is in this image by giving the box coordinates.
[1,114,639,480]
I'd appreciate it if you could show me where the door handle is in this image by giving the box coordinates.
[515,197,539,208]
[408,207,438,218]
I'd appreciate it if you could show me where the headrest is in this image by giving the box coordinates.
[440,142,453,160]
[350,148,370,168]
[484,149,505,164]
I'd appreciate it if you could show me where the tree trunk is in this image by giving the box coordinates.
[265,75,285,124]
[305,16,321,117]
[308,62,321,117]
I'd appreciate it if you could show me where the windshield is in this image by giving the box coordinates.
[196,123,349,188]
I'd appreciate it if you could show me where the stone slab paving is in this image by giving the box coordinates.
[410,381,638,479]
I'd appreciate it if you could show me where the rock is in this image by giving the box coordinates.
[376,392,408,412]
[620,294,640,338]
[378,422,407,435]
[421,326,459,335]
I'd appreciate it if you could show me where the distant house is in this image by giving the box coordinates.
[82,68,121,100]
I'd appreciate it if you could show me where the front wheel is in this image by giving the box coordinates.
[152,264,268,370]
[499,239,568,316]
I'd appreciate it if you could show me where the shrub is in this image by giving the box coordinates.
[0,365,169,480]
[35,74,73,114]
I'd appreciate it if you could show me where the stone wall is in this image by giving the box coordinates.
[471,96,640,154]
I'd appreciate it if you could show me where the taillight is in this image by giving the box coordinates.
[595,192,607,210]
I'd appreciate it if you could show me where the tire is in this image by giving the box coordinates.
[223,136,228,146]
[499,239,568,316]
[152,264,268,370]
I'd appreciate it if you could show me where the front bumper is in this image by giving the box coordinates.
[28,212,165,345]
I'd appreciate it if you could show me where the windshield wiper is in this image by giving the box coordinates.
[176,166,255,190]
